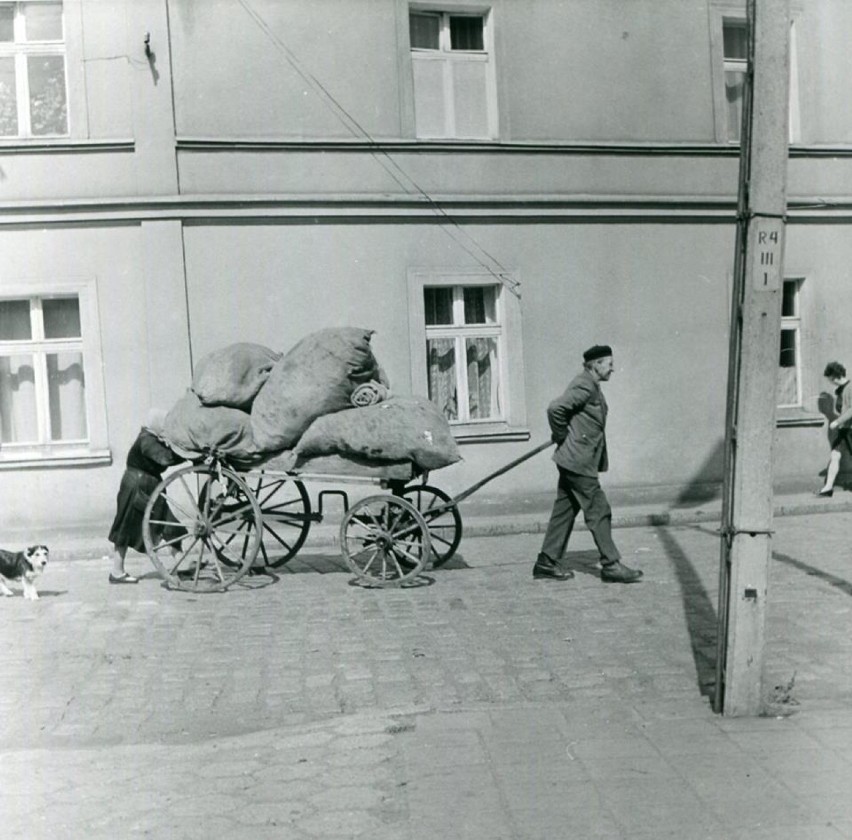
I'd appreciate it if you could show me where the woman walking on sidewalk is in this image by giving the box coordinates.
[817,361,852,497]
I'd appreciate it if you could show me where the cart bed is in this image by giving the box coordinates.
[254,451,415,483]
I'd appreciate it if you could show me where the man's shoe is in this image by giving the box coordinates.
[533,554,574,581]
[600,561,643,583]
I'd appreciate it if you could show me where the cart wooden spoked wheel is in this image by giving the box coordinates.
[198,471,312,570]
[400,484,462,568]
[143,463,262,592]
[340,495,431,587]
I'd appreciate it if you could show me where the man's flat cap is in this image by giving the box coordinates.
[583,344,613,362]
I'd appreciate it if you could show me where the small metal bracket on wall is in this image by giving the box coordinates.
[144,32,152,57]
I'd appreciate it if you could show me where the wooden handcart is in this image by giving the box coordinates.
[142,442,551,592]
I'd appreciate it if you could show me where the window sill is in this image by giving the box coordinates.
[776,409,825,428]
[0,448,112,469]
[452,424,531,444]
[0,139,135,154]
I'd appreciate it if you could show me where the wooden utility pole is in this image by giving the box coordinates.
[714,0,791,716]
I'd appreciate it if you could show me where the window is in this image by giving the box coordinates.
[712,10,800,144]
[425,284,503,422]
[409,8,497,139]
[0,283,109,464]
[0,1,68,138]
[722,20,748,143]
[777,278,802,408]
[408,270,527,441]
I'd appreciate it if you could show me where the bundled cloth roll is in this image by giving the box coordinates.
[350,381,390,408]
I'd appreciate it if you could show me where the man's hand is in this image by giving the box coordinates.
[830,420,839,430]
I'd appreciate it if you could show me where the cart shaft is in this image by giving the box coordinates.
[448,440,553,507]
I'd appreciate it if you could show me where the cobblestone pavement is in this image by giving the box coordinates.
[2,512,852,838]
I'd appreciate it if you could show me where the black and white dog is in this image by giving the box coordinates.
[0,545,49,600]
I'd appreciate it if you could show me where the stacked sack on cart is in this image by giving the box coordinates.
[162,327,461,471]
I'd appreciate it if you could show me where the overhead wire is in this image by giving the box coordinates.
[236,0,521,297]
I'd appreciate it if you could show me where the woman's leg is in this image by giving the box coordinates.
[111,544,128,576]
[109,544,137,582]
[821,448,842,492]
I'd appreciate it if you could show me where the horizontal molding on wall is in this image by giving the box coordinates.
[0,137,848,159]
[0,139,135,155]
[176,137,852,159]
[2,194,852,226]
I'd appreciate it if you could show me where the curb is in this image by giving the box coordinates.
[37,496,852,562]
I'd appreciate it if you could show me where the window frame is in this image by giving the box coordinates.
[408,269,528,442]
[0,279,110,467]
[408,4,498,140]
[0,0,70,139]
[721,19,747,144]
[777,277,803,410]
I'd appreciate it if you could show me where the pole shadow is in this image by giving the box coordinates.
[654,526,718,700]
[772,549,852,596]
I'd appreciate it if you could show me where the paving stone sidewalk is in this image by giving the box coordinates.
[2,511,851,838]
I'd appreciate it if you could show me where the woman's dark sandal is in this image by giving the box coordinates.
[109,572,139,584]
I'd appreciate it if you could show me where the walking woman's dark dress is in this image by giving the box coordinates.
[108,428,186,554]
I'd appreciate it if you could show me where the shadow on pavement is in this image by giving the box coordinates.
[273,552,352,574]
[434,553,471,571]
[267,552,441,588]
[772,550,852,596]
[562,549,605,579]
[654,526,718,701]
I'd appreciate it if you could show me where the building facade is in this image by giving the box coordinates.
[2,0,852,535]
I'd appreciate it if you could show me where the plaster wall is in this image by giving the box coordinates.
[0,223,191,534]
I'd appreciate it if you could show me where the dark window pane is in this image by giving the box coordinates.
[0,56,18,136]
[28,54,67,135]
[781,281,797,317]
[466,337,499,419]
[450,15,483,50]
[43,297,81,338]
[463,288,484,324]
[410,12,439,49]
[779,328,796,368]
[463,286,496,324]
[424,287,453,325]
[723,22,748,60]
[0,5,13,41]
[427,338,458,421]
[24,2,63,40]
[0,300,32,340]
[725,70,744,142]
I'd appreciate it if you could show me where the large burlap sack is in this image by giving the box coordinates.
[251,327,382,452]
[295,395,461,470]
[164,390,265,464]
[192,343,281,410]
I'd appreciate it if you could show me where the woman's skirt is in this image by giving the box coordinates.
[108,467,186,554]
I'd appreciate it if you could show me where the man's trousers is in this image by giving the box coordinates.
[540,468,621,565]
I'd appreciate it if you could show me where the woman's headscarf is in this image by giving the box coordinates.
[144,407,168,436]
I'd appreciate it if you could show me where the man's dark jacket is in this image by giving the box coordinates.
[547,369,609,477]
